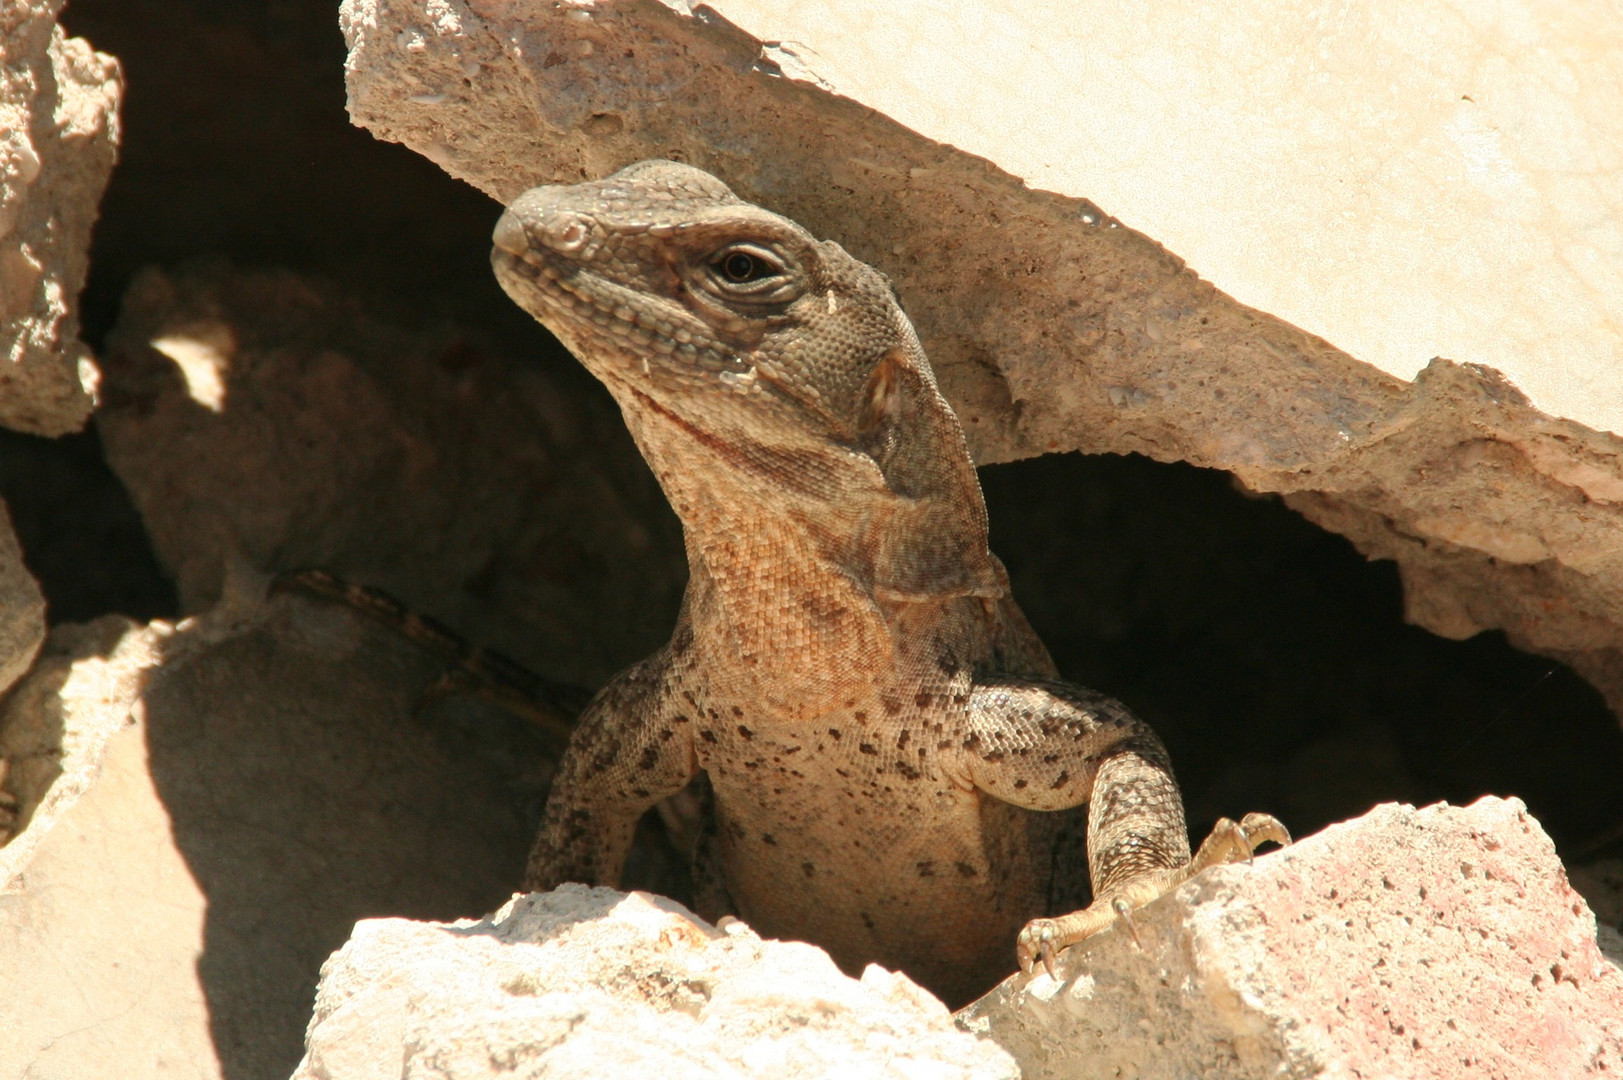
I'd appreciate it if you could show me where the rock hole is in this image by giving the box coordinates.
[984,453,1623,858]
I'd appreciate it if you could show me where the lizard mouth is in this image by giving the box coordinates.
[491,213,757,391]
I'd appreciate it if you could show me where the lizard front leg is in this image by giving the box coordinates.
[958,676,1288,974]
[523,642,700,891]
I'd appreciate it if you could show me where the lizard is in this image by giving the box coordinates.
[492,159,1288,1007]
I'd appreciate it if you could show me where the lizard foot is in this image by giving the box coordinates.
[1016,812,1290,976]
[1188,812,1292,873]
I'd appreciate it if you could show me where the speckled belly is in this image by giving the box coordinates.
[699,719,1050,1003]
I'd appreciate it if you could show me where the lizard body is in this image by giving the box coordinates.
[493,161,1284,1005]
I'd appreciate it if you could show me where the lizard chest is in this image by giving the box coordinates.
[686,689,1051,991]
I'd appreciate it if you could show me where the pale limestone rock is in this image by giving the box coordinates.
[338,0,1623,722]
[0,497,43,705]
[291,886,1020,1080]
[0,581,544,1080]
[960,798,1623,1080]
[0,617,212,1080]
[697,2,1623,445]
[0,0,121,435]
[0,615,154,867]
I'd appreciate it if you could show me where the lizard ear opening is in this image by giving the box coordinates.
[856,350,904,465]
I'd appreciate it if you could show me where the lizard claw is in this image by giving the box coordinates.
[1240,811,1292,851]
[1189,812,1292,874]
[1112,896,1144,949]
[1016,918,1061,978]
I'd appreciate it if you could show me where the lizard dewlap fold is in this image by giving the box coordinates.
[494,159,1286,1007]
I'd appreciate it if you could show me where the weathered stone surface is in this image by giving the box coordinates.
[98,263,684,688]
[0,615,152,873]
[0,0,121,435]
[0,580,548,1080]
[291,885,1019,1080]
[960,798,1623,1080]
[337,0,1623,723]
[682,2,1623,446]
[0,496,44,709]
[0,616,208,1080]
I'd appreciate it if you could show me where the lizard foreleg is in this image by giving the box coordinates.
[522,645,700,891]
[958,677,1287,975]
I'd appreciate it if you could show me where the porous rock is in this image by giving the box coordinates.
[0,578,547,1080]
[291,885,1019,1080]
[960,797,1623,1079]
[0,0,121,435]
[339,0,1623,722]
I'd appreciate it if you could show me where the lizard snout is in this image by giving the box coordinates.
[494,195,595,259]
[492,208,531,258]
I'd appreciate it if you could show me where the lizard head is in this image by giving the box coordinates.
[493,160,996,600]
[492,161,945,479]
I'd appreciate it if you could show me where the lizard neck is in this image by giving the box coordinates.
[614,379,1002,608]
[608,379,1004,715]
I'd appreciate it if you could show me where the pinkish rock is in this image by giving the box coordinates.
[960,797,1623,1079]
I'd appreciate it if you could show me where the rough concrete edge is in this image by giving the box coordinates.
[0,0,123,435]
[337,0,1623,721]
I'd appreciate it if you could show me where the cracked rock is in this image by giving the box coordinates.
[0,0,121,435]
[0,582,550,1079]
[291,885,1019,1080]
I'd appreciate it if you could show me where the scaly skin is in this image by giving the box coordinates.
[492,160,1286,1007]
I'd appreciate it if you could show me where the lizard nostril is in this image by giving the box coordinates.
[548,216,590,253]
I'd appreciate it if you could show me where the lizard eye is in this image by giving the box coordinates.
[693,241,804,310]
[708,244,786,289]
[722,251,765,281]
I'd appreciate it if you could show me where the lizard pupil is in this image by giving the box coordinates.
[722,251,763,282]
